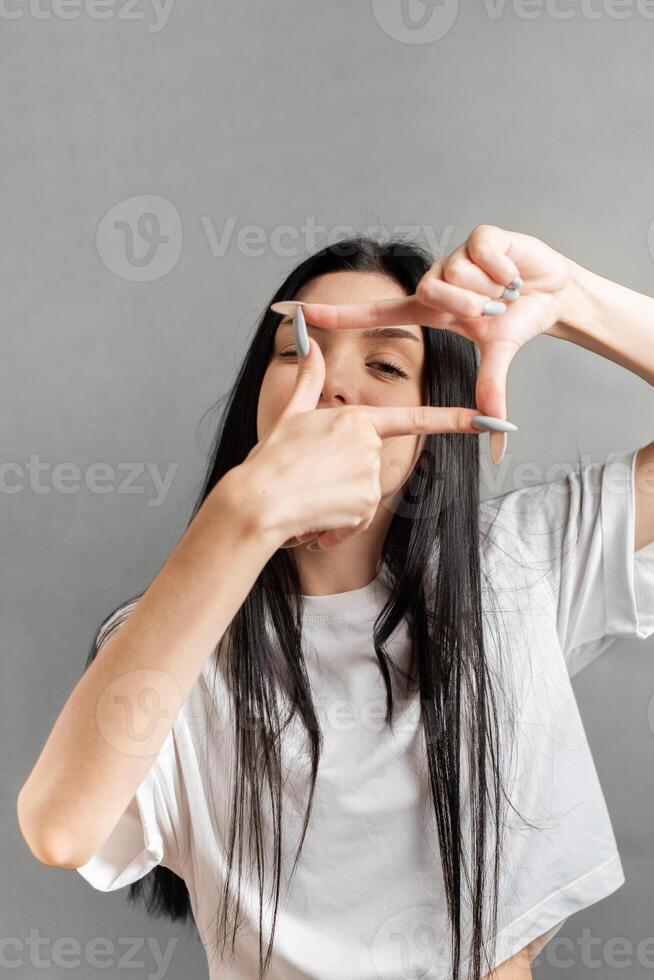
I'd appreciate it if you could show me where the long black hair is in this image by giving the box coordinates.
[86,235,527,979]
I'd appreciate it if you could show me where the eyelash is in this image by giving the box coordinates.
[277,349,410,380]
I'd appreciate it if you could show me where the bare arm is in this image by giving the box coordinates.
[546,260,654,551]
[16,465,276,869]
[483,945,532,979]
[635,442,654,552]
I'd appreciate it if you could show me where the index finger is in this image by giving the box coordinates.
[359,404,517,439]
[270,295,438,330]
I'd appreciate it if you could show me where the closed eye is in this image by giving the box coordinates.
[277,349,409,380]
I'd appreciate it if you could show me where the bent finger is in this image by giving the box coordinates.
[441,249,510,299]
[466,227,521,289]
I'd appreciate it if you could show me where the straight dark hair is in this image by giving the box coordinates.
[86,235,535,979]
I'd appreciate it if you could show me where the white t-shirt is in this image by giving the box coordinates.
[77,448,654,979]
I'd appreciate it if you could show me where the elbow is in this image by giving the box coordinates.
[16,786,87,870]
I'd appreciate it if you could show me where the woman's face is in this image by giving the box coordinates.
[257,270,427,502]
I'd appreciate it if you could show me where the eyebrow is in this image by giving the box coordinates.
[279,318,421,345]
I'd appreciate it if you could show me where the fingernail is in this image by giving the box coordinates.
[509,276,523,289]
[471,415,518,433]
[501,287,520,302]
[490,431,507,465]
[270,300,307,315]
[482,300,507,316]
[293,304,310,357]
[306,539,324,551]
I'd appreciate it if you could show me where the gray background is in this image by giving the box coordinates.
[4,1,654,977]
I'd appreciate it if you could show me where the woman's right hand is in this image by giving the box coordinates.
[231,337,491,551]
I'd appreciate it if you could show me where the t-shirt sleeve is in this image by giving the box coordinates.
[75,603,188,891]
[481,447,654,677]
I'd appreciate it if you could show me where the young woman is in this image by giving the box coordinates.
[17,225,654,980]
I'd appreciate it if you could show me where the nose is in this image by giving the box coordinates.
[318,347,358,407]
[319,381,352,408]
[318,393,346,408]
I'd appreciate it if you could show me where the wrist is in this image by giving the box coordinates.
[558,259,599,330]
[212,462,284,554]
[546,258,606,342]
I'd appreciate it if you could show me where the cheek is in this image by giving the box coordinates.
[378,434,422,495]
[377,370,426,490]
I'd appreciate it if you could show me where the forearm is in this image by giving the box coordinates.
[546,259,654,387]
[17,466,276,869]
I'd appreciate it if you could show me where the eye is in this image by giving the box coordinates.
[278,349,410,381]
[372,360,410,380]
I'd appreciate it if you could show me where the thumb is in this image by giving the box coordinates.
[475,339,520,420]
[277,335,326,420]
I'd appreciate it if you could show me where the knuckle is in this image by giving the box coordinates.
[473,244,492,264]
[363,486,380,510]
[470,222,493,240]
[365,428,383,453]
[443,258,465,285]
[476,376,496,393]
[410,404,429,431]
[415,276,439,305]
[468,237,494,264]
[460,293,481,317]
[330,407,358,434]
[454,409,470,430]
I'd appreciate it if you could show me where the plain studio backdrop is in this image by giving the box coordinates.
[3,2,654,977]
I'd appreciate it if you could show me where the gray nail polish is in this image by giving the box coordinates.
[509,276,523,289]
[471,415,518,433]
[293,304,310,357]
[501,287,520,302]
[482,300,507,316]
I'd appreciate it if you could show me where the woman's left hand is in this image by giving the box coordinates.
[290,224,572,424]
